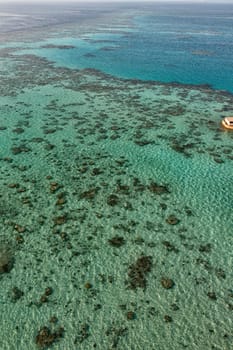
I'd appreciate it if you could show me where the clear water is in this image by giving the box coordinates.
[0,2,233,350]
[4,2,233,92]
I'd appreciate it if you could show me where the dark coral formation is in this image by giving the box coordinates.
[108,236,125,247]
[127,256,152,290]
[107,194,120,206]
[10,286,24,302]
[161,278,175,289]
[148,182,170,195]
[166,215,180,225]
[126,311,136,320]
[74,324,90,344]
[0,242,15,274]
[35,326,64,349]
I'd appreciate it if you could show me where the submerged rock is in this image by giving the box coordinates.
[161,278,175,289]
[166,215,180,225]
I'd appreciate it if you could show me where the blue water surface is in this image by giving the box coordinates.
[11,2,233,92]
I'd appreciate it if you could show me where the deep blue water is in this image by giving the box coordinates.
[2,2,233,92]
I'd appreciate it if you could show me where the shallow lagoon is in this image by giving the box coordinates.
[0,3,233,350]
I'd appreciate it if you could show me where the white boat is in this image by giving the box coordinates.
[221,116,233,130]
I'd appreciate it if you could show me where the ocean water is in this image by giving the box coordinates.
[0,2,233,350]
[2,2,233,92]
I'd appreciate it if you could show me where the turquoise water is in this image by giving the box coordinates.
[6,2,233,92]
[0,2,233,350]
